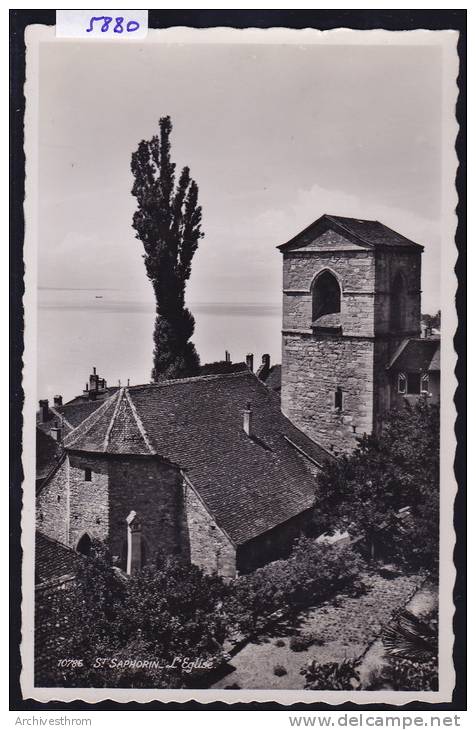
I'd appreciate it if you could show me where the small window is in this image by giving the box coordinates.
[407,372,421,395]
[334,387,343,411]
[84,468,92,482]
[421,373,429,394]
[398,373,407,394]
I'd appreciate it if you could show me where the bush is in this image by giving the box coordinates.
[35,544,230,688]
[289,634,319,653]
[301,659,360,690]
[228,539,363,633]
[273,664,287,677]
[275,639,285,647]
[366,657,438,692]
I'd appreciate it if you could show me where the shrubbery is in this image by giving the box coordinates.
[227,538,363,634]
[315,399,439,574]
[301,659,360,690]
[36,542,229,688]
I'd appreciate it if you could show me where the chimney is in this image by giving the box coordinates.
[262,353,270,370]
[51,419,62,442]
[38,399,49,423]
[245,353,254,372]
[93,366,97,375]
[53,395,63,407]
[243,402,253,437]
[225,350,231,363]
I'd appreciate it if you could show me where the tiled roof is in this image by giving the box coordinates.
[199,361,248,376]
[36,428,63,482]
[278,214,424,252]
[64,371,330,545]
[35,531,81,585]
[387,338,441,372]
[37,396,119,438]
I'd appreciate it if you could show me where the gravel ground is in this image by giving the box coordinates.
[212,570,426,690]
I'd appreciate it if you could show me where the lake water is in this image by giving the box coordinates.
[38,289,282,402]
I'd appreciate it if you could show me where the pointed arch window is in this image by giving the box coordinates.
[76,533,92,556]
[312,270,341,324]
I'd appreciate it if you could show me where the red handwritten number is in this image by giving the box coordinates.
[114,17,124,33]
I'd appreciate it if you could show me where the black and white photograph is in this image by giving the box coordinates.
[16,19,461,706]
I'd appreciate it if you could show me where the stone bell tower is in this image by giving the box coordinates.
[278,214,423,454]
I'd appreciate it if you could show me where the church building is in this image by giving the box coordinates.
[36,213,437,577]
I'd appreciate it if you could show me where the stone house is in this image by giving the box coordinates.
[36,371,328,578]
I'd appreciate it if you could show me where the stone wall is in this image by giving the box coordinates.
[36,459,69,544]
[374,250,422,336]
[281,237,423,453]
[107,457,182,568]
[183,479,236,578]
[68,454,110,549]
[283,250,376,337]
[282,332,374,453]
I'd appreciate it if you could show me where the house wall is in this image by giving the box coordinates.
[183,479,236,578]
[107,458,183,568]
[388,371,440,411]
[36,459,69,544]
[282,332,373,453]
[68,454,110,549]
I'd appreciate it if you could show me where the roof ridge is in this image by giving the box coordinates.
[64,390,120,448]
[129,370,252,389]
[386,338,410,370]
[324,214,374,248]
[102,388,125,451]
[124,389,155,454]
[50,405,74,431]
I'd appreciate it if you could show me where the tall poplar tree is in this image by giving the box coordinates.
[131,116,203,381]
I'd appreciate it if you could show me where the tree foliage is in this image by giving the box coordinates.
[131,116,203,381]
[229,538,363,634]
[315,399,439,572]
[35,543,228,688]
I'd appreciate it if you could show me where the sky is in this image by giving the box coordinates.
[38,36,444,312]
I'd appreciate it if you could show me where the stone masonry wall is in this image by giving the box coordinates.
[183,479,236,578]
[374,250,422,336]
[282,333,374,454]
[283,250,376,336]
[36,459,69,544]
[68,454,110,549]
[108,458,183,569]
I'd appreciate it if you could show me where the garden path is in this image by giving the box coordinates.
[211,570,425,690]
